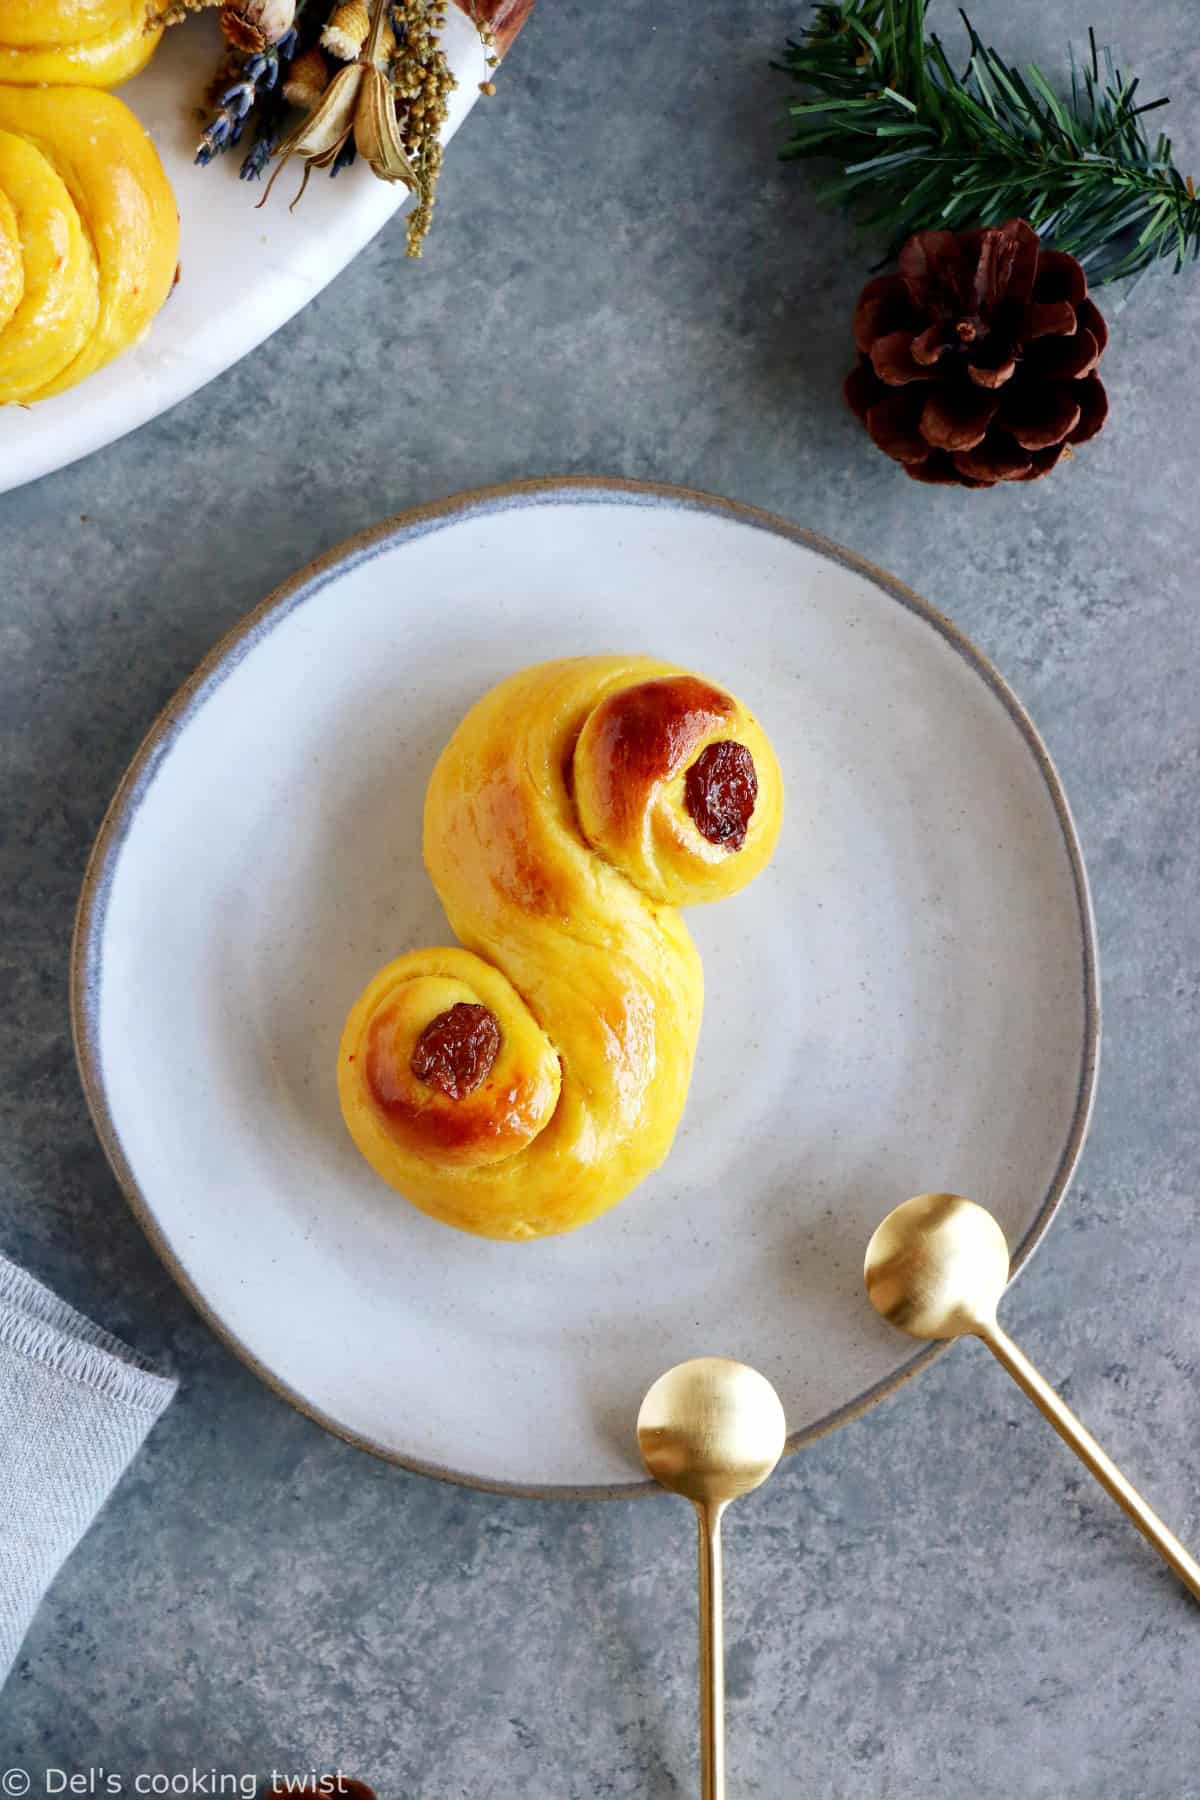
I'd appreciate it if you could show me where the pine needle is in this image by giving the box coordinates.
[776,1,1200,285]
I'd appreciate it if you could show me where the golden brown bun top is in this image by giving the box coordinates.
[572,668,782,906]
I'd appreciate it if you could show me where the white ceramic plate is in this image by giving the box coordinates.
[73,480,1099,1495]
[0,5,491,495]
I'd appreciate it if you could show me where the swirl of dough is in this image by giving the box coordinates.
[0,86,178,405]
[338,655,783,1240]
[0,0,162,89]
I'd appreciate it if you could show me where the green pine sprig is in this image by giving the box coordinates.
[777,0,1200,285]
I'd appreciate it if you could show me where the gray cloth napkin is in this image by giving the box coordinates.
[0,1252,176,1688]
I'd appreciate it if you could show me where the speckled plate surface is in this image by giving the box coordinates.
[72,478,1099,1496]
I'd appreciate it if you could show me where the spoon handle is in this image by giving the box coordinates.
[696,1501,726,1800]
[983,1323,1200,1603]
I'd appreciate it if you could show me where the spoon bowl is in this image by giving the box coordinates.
[864,1191,1011,1340]
[637,1356,787,1506]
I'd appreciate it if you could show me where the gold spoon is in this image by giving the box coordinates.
[865,1192,1200,1602]
[638,1357,787,1800]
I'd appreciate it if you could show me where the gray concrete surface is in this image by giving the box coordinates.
[3,1,1200,1792]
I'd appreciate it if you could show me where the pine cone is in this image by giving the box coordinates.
[845,219,1108,487]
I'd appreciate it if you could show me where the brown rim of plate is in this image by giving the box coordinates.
[70,475,1102,1502]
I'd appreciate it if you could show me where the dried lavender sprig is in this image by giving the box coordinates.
[239,115,282,178]
[329,136,358,177]
[239,72,292,178]
[196,28,297,165]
